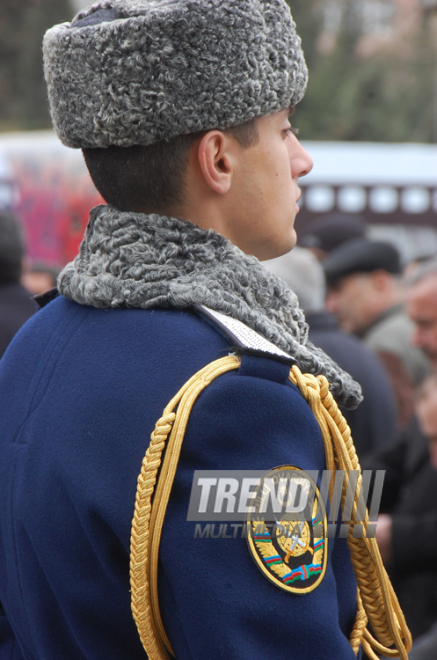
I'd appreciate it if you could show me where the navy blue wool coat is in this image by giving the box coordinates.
[0,296,358,659]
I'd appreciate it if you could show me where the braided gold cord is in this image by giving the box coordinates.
[130,356,240,660]
[322,388,410,657]
[289,366,412,659]
[148,358,241,654]
[130,358,412,660]
[130,413,176,660]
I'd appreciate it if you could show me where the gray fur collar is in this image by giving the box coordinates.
[58,204,362,409]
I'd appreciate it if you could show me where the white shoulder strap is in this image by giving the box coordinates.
[196,304,294,363]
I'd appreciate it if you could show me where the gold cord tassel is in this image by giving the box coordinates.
[130,357,412,660]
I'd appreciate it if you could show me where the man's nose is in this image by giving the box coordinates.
[290,138,313,179]
[298,144,313,178]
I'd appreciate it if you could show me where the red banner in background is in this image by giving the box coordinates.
[0,131,103,270]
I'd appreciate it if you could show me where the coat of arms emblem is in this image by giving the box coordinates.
[246,465,328,594]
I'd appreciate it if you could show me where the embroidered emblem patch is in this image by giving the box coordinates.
[246,466,328,594]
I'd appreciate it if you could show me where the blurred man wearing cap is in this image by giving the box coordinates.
[0,2,409,660]
[324,237,429,426]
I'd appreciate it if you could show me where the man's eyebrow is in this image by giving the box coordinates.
[288,105,295,116]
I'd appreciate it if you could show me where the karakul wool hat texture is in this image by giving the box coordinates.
[43,0,308,149]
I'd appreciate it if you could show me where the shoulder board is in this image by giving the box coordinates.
[193,304,296,366]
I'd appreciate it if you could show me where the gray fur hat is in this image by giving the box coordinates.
[43,0,308,149]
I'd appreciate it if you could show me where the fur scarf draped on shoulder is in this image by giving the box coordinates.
[58,204,362,409]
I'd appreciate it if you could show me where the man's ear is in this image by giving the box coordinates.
[371,269,391,291]
[197,130,233,195]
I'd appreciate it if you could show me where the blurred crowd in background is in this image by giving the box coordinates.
[0,0,437,658]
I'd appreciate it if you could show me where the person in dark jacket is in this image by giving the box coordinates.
[364,261,437,641]
[363,374,437,639]
[323,238,429,427]
[0,2,410,659]
[264,247,398,458]
[409,621,437,659]
[0,211,37,358]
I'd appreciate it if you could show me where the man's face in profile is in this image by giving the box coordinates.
[325,273,377,334]
[218,109,313,261]
[407,274,437,365]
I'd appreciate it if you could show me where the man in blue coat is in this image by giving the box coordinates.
[0,1,410,659]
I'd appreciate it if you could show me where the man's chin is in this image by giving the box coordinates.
[338,319,356,334]
[260,230,297,261]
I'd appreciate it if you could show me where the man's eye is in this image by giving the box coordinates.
[284,126,300,137]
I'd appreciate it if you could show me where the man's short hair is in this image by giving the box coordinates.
[82,119,259,214]
[0,212,24,285]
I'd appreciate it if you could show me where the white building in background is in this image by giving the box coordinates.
[297,141,437,262]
